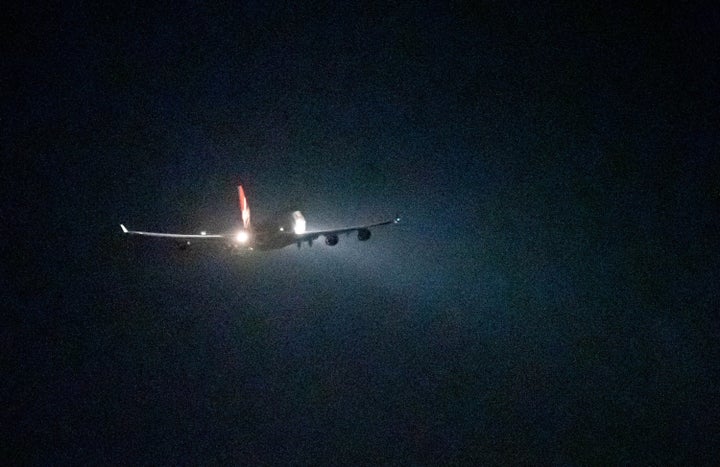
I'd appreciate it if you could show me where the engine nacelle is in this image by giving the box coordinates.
[325,234,339,246]
[357,228,371,241]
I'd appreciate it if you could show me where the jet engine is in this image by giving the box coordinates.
[325,234,339,246]
[357,228,371,241]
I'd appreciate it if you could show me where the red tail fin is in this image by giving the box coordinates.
[238,185,250,229]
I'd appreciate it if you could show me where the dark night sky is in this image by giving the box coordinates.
[4,1,720,464]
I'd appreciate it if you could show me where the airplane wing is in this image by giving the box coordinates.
[296,216,401,241]
[119,224,231,241]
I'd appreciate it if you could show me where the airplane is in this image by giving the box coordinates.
[120,185,400,252]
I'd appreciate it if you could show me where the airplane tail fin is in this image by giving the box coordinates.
[238,185,250,229]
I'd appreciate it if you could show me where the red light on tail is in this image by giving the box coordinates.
[238,185,250,229]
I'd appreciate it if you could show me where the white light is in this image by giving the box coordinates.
[200,231,207,236]
[292,211,306,234]
[235,230,249,243]
[294,219,306,235]
[279,227,284,232]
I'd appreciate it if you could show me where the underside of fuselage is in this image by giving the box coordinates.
[247,211,306,250]
[250,229,297,251]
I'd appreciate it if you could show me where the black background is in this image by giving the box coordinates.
[4,2,719,464]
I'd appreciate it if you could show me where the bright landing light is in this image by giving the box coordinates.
[235,230,249,243]
[294,219,306,235]
[292,211,306,234]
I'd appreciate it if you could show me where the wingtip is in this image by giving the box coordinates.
[120,224,128,233]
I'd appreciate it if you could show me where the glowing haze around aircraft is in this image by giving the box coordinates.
[120,185,400,252]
